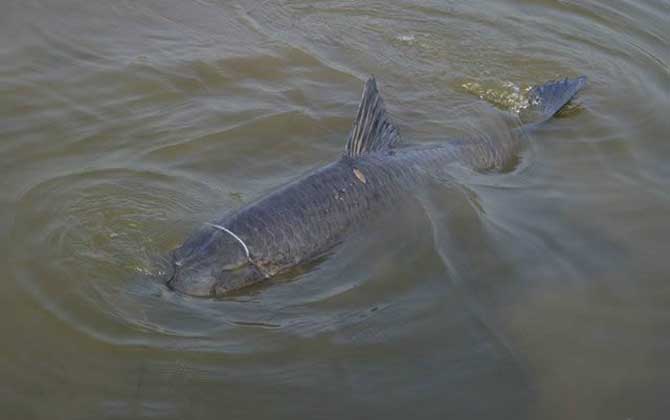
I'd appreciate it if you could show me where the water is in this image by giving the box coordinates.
[2,1,669,419]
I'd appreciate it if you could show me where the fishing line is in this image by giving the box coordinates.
[204,222,250,259]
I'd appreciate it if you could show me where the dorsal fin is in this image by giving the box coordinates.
[345,77,401,157]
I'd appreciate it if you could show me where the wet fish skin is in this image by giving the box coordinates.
[167,76,587,297]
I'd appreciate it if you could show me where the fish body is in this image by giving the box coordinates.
[167,76,587,297]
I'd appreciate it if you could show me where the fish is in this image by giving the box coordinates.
[166,75,587,297]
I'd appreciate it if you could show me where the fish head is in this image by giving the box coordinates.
[167,225,265,297]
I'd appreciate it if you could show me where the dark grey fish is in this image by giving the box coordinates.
[167,76,587,297]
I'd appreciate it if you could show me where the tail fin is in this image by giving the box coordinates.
[522,76,587,125]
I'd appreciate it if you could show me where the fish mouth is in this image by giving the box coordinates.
[166,264,217,297]
[167,274,217,297]
[165,257,217,297]
[165,273,182,293]
[164,254,180,292]
[166,262,267,298]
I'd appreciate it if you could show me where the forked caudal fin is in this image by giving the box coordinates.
[345,77,402,157]
[522,76,588,125]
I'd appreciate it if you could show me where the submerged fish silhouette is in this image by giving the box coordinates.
[167,76,587,297]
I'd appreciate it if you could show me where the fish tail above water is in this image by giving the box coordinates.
[522,76,588,126]
[453,76,588,172]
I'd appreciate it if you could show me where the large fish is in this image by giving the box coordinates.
[167,76,587,297]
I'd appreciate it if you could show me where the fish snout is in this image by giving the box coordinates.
[166,261,266,297]
[168,272,217,297]
[166,262,218,297]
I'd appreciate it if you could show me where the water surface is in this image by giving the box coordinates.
[2,1,669,419]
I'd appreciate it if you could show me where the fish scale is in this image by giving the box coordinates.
[168,76,587,297]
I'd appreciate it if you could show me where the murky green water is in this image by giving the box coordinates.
[2,1,669,419]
